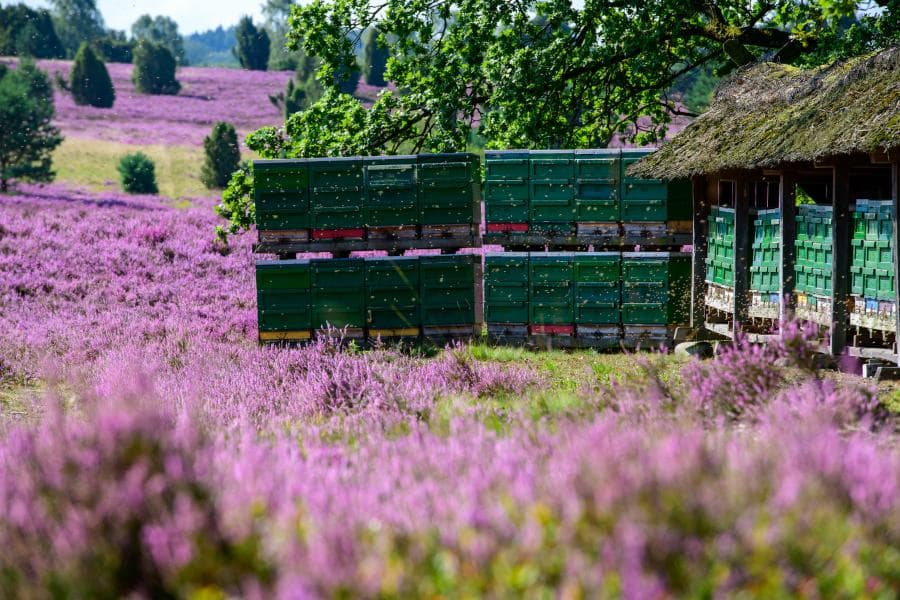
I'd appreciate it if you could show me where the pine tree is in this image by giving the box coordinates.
[361,27,389,86]
[233,16,270,71]
[132,40,180,95]
[0,60,63,192]
[201,122,241,189]
[69,42,115,108]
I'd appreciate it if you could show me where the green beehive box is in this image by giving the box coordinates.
[484,150,530,180]
[852,212,867,239]
[751,240,780,266]
[485,253,529,324]
[419,254,476,326]
[256,260,311,331]
[851,265,865,295]
[365,256,420,329]
[574,149,619,222]
[484,180,529,223]
[309,157,364,229]
[311,258,366,329]
[752,209,781,245]
[811,242,832,267]
[530,150,575,180]
[863,213,893,240]
[254,160,310,230]
[711,207,735,242]
[812,267,832,296]
[620,149,691,222]
[750,264,779,293]
[418,153,479,226]
[363,155,417,228]
[795,264,817,295]
[621,252,690,324]
[851,239,866,267]
[574,252,620,324]
[876,268,894,300]
[529,252,575,325]
[864,240,893,268]
[530,180,576,223]
[704,257,718,285]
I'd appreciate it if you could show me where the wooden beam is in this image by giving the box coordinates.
[831,163,851,356]
[814,154,871,168]
[732,175,751,332]
[713,168,764,180]
[779,171,797,324]
[870,150,891,164]
[690,176,709,328]
[893,161,900,365]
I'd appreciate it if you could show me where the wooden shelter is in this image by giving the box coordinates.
[631,47,900,362]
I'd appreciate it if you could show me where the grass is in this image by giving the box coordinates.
[469,342,686,393]
[0,381,40,423]
[53,137,212,200]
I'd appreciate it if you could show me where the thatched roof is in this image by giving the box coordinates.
[630,47,900,179]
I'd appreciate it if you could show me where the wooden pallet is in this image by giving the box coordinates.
[482,231,691,251]
[257,225,480,256]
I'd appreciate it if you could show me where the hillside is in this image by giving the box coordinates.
[1,58,292,148]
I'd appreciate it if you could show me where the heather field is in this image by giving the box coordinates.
[1,183,899,598]
[0,59,292,147]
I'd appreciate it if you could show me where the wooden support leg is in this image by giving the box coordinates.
[732,175,751,334]
[779,171,797,326]
[893,160,900,364]
[831,164,851,356]
[690,176,709,328]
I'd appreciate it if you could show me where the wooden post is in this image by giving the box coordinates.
[690,176,709,328]
[831,163,851,356]
[779,171,797,324]
[732,175,751,333]
[893,161,900,365]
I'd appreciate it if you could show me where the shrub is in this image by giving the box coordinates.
[131,14,187,66]
[132,40,180,95]
[117,152,158,194]
[201,122,240,189]
[69,42,115,108]
[233,16,270,71]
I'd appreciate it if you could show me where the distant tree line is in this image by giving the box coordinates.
[0,4,65,58]
[1,0,396,90]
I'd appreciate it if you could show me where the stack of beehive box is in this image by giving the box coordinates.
[483,150,692,349]
[748,209,781,319]
[794,204,834,326]
[253,155,482,343]
[849,200,896,334]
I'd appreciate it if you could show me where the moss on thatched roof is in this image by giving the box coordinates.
[631,47,900,179]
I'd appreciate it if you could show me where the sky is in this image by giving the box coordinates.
[11,0,267,35]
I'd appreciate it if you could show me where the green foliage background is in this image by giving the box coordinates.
[217,0,899,238]
[132,40,181,95]
[234,17,271,71]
